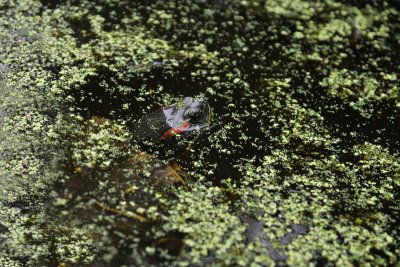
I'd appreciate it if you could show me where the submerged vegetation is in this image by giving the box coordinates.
[0,0,399,266]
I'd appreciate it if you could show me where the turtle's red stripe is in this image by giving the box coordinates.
[161,121,189,140]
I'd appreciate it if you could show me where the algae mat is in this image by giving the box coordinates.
[0,0,399,266]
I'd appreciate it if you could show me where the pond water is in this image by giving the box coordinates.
[1,0,399,266]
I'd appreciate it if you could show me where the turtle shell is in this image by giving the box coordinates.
[134,97,212,142]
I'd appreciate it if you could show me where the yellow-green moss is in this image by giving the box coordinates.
[1,0,399,266]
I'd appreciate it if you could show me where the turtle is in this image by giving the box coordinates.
[134,96,212,143]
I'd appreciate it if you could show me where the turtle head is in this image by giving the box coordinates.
[181,97,211,127]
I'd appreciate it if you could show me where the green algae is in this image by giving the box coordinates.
[0,0,399,266]
[320,69,399,117]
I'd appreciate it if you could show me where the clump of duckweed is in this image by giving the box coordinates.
[1,0,399,266]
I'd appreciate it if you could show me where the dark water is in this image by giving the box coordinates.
[66,65,269,183]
